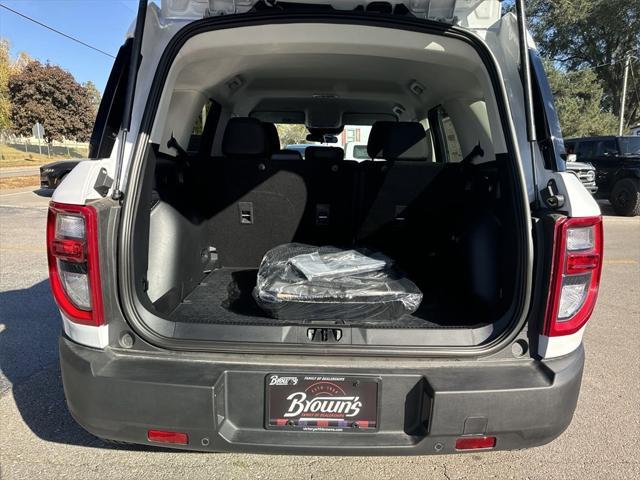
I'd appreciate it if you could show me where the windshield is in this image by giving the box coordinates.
[619,137,640,156]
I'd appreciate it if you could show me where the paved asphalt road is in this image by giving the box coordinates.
[0,189,638,480]
[0,167,41,179]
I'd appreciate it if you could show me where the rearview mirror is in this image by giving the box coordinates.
[306,134,338,144]
[566,153,577,162]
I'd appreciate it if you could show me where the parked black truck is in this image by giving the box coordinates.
[565,136,640,216]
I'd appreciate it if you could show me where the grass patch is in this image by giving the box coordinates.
[0,175,40,190]
[0,144,88,168]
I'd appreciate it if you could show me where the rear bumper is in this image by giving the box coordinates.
[60,337,584,455]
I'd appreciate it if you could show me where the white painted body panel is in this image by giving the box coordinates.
[52,158,115,205]
[538,326,586,359]
[61,313,110,349]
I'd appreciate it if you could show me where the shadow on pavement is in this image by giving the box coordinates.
[0,280,110,448]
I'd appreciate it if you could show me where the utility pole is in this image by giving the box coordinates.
[618,53,631,136]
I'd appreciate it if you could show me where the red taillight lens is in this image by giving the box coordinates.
[47,202,104,326]
[455,436,496,450]
[544,216,603,337]
[51,238,86,262]
[147,430,189,445]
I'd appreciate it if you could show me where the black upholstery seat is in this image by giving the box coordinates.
[271,149,303,161]
[210,118,307,267]
[294,146,356,245]
[366,121,429,161]
[262,121,305,161]
[357,121,443,253]
[262,121,281,156]
[304,146,345,162]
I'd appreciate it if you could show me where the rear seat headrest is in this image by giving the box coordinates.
[367,121,428,161]
[222,117,269,158]
[271,149,303,161]
[262,122,281,155]
[305,146,344,163]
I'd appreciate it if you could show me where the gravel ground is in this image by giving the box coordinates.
[0,190,638,479]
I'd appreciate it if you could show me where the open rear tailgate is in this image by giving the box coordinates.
[161,0,501,29]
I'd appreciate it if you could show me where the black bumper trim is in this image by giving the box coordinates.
[60,338,584,455]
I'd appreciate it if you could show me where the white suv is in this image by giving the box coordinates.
[47,0,603,454]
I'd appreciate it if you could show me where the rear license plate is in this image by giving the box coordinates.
[266,374,379,432]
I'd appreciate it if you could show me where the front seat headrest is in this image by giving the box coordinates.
[222,117,268,158]
[271,149,303,161]
[367,121,428,161]
[262,122,281,155]
[305,146,344,162]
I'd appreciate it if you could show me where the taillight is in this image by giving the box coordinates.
[47,202,104,326]
[455,436,497,450]
[147,430,189,445]
[544,216,603,336]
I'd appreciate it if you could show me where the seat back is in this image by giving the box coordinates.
[294,146,357,246]
[210,118,307,267]
[356,122,443,255]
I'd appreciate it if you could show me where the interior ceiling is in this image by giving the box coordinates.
[175,52,484,120]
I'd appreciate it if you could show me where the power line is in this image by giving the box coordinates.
[0,3,115,59]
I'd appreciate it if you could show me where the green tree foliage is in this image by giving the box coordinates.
[526,0,640,130]
[8,60,95,142]
[276,123,309,147]
[82,80,102,119]
[544,61,619,137]
[0,39,11,130]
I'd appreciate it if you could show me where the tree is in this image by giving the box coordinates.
[9,51,33,76]
[0,39,11,130]
[8,60,95,142]
[544,61,619,138]
[525,0,640,130]
[83,80,102,119]
[276,124,309,146]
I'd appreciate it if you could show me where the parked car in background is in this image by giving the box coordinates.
[565,136,640,216]
[344,142,369,161]
[283,143,309,158]
[40,160,81,189]
[565,159,597,195]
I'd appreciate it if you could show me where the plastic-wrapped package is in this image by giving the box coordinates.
[254,244,423,321]
[289,250,388,280]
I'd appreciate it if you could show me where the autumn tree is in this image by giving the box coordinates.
[9,51,33,76]
[276,123,309,147]
[83,80,102,119]
[0,39,11,130]
[8,60,95,142]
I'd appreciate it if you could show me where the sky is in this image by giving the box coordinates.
[0,0,145,92]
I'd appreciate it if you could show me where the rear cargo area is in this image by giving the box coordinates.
[125,21,527,347]
[169,267,493,329]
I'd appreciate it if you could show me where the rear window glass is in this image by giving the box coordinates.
[576,141,598,160]
[596,139,617,156]
[619,137,640,155]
